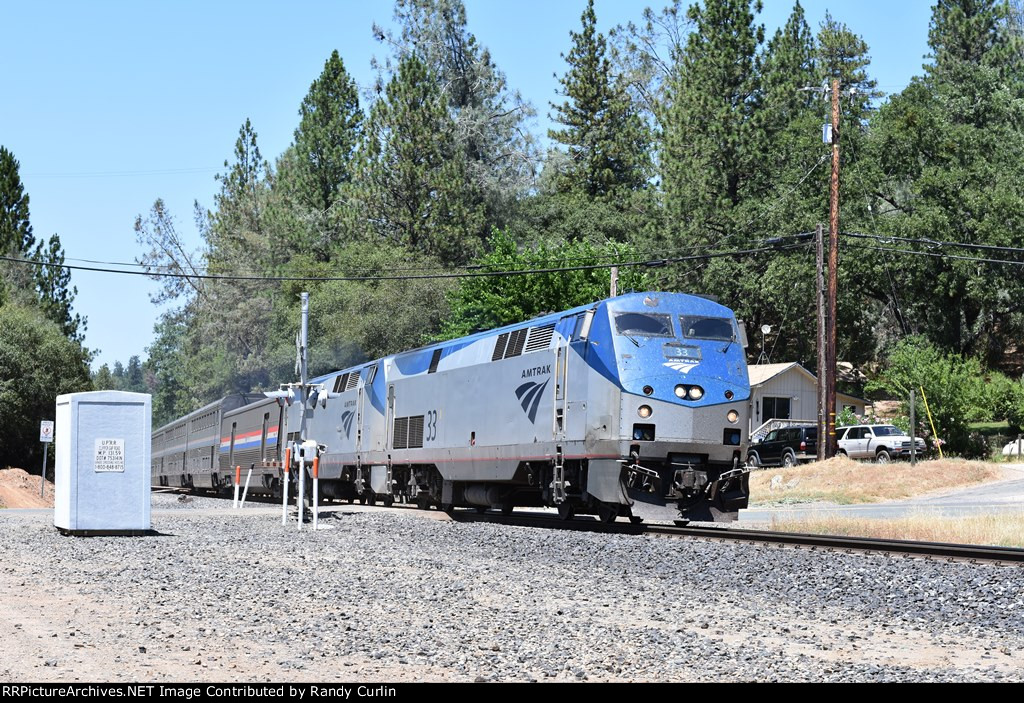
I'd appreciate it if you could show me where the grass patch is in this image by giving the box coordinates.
[768,512,1024,548]
[749,456,1004,506]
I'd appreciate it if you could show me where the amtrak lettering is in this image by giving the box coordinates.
[521,364,551,379]
[515,378,549,424]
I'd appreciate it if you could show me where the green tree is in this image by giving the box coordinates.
[31,233,85,341]
[0,304,92,469]
[292,50,363,216]
[867,0,1024,365]
[374,0,536,232]
[0,146,35,256]
[662,0,764,247]
[549,0,651,200]
[359,55,486,266]
[442,229,652,338]
[866,336,986,453]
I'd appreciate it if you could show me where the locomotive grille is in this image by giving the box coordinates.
[393,417,409,449]
[507,328,528,357]
[492,333,510,361]
[407,415,424,448]
[525,324,555,352]
[392,415,425,449]
[345,372,360,391]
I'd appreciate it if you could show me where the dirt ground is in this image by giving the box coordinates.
[0,468,54,509]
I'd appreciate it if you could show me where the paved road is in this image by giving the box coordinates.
[740,465,1024,523]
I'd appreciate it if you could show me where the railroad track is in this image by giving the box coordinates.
[155,488,1024,565]
[449,510,1024,565]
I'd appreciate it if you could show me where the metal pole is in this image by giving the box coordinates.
[233,465,241,508]
[825,77,840,458]
[40,443,48,498]
[816,223,826,462]
[610,266,618,298]
[909,390,917,466]
[299,292,309,444]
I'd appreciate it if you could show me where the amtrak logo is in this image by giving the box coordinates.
[515,378,549,424]
[664,361,699,374]
[341,410,355,438]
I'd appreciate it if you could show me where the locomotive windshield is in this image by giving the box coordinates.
[680,315,736,341]
[614,312,673,337]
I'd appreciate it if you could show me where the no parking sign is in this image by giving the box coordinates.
[40,421,54,443]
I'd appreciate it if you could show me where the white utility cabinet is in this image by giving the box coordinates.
[54,391,152,535]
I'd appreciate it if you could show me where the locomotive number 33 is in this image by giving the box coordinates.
[425,410,438,442]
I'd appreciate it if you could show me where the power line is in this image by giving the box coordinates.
[0,241,810,284]
[843,231,1024,256]
[845,243,1024,268]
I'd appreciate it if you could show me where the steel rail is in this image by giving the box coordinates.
[449,511,1024,565]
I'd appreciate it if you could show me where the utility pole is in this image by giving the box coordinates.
[825,77,840,459]
[816,223,827,461]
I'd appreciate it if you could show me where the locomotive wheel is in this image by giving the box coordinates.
[557,502,575,521]
[358,495,367,505]
[383,495,394,507]
[366,492,377,506]
[501,502,514,516]
[442,503,455,515]
[416,493,431,511]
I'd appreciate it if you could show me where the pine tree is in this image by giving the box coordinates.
[0,146,34,256]
[373,0,536,230]
[292,50,363,215]
[549,0,651,200]
[32,233,86,341]
[359,55,485,266]
[662,0,764,246]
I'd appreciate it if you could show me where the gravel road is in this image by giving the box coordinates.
[1,493,1022,682]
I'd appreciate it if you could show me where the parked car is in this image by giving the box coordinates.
[836,424,926,463]
[747,425,818,467]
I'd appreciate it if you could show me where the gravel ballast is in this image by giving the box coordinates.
[1,494,1022,682]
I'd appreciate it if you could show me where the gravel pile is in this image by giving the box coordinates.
[1,503,1022,682]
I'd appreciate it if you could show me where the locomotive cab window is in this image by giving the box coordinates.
[679,316,736,342]
[614,312,673,338]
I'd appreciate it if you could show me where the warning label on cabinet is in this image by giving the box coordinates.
[94,438,125,472]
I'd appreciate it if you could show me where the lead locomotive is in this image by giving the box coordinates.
[153,292,751,523]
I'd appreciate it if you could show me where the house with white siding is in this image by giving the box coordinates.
[747,362,867,439]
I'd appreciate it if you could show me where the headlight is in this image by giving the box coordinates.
[687,386,704,400]
[674,385,686,398]
[638,405,653,419]
[727,410,739,424]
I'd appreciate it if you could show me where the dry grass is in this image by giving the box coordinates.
[769,512,1024,548]
[749,456,1004,506]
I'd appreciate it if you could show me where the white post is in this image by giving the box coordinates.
[297,452,306,531]
[281,447,291,526]
[312,456,320,531]
[233,465,241,509]
[240,464,253,507]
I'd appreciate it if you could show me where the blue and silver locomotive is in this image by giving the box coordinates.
[152,292,751,523]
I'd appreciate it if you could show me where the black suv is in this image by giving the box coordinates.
[748,425,818,467]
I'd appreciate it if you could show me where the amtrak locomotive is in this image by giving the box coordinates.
[152,292,752,523]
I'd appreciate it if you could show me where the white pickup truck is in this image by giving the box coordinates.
[836,424,927,463]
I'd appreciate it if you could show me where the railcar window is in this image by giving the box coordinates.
[679,315,736,341]
[614,312,673,337]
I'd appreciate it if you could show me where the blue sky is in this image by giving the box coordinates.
[0,0,936,370]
